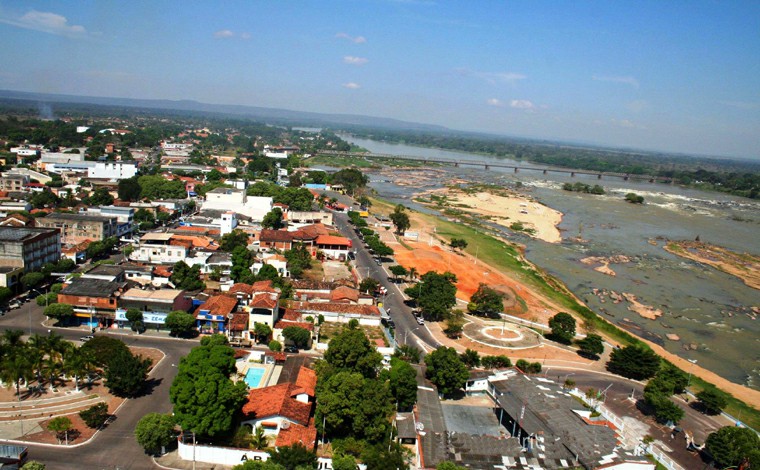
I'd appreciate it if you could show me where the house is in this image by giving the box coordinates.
[248,281,282,329]
[0,266,24,290]
[61,240,90,264]
[0,213,34,227]
[0,174,29,192]
[201,187,272,221]
[122,264,162,286]
[315,235,352,260]
[0,227,61,272]
[241,366,318,450]
[57,277,127,328]
[117,288,192,330]
[273,320,314,349]
[286,301,382,326]
[252,253,289,278]
[259,229,293,251]
[80,264,125,282]
[130,232,188,264]
[286,211,333,227]
[194,294,238,334]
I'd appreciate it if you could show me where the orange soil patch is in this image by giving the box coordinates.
[483,327,520,340]
[394,240,560,324]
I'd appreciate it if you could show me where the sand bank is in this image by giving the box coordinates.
[664,240,760,290]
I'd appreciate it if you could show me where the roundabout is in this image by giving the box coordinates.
[462,317,542,349]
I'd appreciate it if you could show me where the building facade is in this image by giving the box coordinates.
[87,162,138,180]
[36,213,118,245]
[0,227,61,272]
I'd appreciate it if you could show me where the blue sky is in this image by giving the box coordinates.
[0,1,758,159]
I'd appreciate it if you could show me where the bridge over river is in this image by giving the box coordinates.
[316,150,673,183]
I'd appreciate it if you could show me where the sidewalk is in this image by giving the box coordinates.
[154,449,234,470]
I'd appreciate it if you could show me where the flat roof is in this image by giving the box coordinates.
[122,288,183,301]
[140,232,174,242]
[83,264,125,277]
[0,226,58,242]
[60,278,124,297]
[41,212,116,223]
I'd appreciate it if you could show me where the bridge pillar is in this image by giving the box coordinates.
[454,162,459,167]
[571,172,575,177]
[597,174,602,179]
[624,175,629,181]
[514,167,519,173]
[649,178,655,183]
[485,165,489,170]
[543,169,547,175]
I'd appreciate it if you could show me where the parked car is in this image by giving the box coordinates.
[284,345,299,353]
[416,317,425,325]
[9,302,21,310]
[80,335,94,342]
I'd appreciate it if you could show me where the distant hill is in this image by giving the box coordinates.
[0,89,447,132]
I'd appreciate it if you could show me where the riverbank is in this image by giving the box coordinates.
[368,195,760,425]
[664,240,760,290]
[417,185,563,243]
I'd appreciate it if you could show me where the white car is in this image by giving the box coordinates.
[80,335,94,342]
[416,317,425,325]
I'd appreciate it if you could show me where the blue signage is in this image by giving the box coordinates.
[115,308,168,325]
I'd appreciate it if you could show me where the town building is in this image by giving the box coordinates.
[0,174,29,192]
[57,277,127,328]
[117,288,192,330]
[201,187,272,221]
[286,211,333,227]
[36,213,118,245]
[80,264,126,282]
[0,226,61,272]
[314,234,352,260]
[129,233,189,264]
[193,294,238,334]
[79,205,134,237]
[87,161,138,180]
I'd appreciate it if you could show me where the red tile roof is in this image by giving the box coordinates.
[194,294,237,317]
[154,266,172,278]
[291,224,328,241]
[265,351,287,363]
[279,308,301,322]
[62,239,92,254]
[229,283,254,296]
[330,286,359,303]
[295,367,317,397]
[275,422,317,449]
[288,301,381,317]
[252,280,276,291]
[228,313,248,331]
[250,291,279,309]
[242,383,312,426]
[315,235,352,247]
[260,229,293,243]
[274,320,314,332]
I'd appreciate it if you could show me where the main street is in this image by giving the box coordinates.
[332,211,441,352]
[0,299,191,469]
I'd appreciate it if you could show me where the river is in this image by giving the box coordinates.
[341,136,760,391]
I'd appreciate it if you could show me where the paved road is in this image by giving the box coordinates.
[333,211,441,352]
[1,300,193,469]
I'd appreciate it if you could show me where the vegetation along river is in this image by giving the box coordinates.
[343,136,760,391]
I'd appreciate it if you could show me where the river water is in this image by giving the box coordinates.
[342,136,760,390]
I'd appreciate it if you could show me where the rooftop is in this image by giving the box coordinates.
[83,264,125,277]
[315,234,351,246]
[0,226,58,242]
[60,278,124,298]
[288,301,381,317]
[139,232,174,242]
[194,294,238,317]
[41,212,116,223]
[242,383,312,426]
[121,288,184,301]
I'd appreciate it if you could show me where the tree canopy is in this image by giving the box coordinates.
[104,348,151,397]
[425,347,469,397]
[606,345,660,380]
[548,312,576,344]
[406,271,457,322]
[170,261,205,291]
[467,284,504,319]
[576,334,604,358]
[324,329,383,378]
[135,413,177,455]
[164,310,196,338]
[170,335,248,437]
[389,357,418,411]
[705,426,760,469]
[389,205,410,235]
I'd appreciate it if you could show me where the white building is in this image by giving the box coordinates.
[87,162,138,180]
[202,187,273,222]
[129,233,188,264]
[80,206,134,237]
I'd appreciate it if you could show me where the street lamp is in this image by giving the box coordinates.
[562,373,575,386]
[403,327,420,345]
[28,287,48,335]
[686,359,698,389]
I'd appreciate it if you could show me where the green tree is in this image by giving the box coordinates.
[135,412,177,455]
[79,402,109,428]
[606,345,660,380]
[89,187,114,206]
[0,286,12,303]
[324,328,383,378]
[460,348,481,368]
[414,271,457,321]
[443,310,465,338]
[576,334,604,358]
[425,347,468,397]
[170,261,205,291]
[437,463,467,470]
[705,426,760,469]
[388,264,408,282]
[268,443,318,470]
[80,336,129,367]
[255,264,280,283]
[389,205,410,235]
[47,416,73,444]
[220,229,250,252]
[644,391,684,424]
[21,461,47,470]
[696,389,729,415]
[359,442,408,470]
[389,357,418,410]
[164,310,196,338]
[126,308,144,333]
[253,322,273,344]
[548,312,576,344]
[284,244,312,279]
[251,425,269,450]
[104,349,151,397]
[282,326,311,349]
[118,176,142,201]
[449,238,468,252]
[358,277,380,294]
[481,355,511,369]
[44,303,74,321]
[393,344,421,364]
[21,272,45,289]
[268,340,282,352]
[331,454,357,470]
[233,460,285,470]
[467,284,503,319]
[330,168,368,194]
[170,335,248,437]
[624,192,645,204]
[262,208,284,229]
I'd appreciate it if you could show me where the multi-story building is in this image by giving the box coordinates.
[0,174,29,192]
[202,187,272,221]
[36,213,118,245]
[117,288,192,330]
[0,227,61,272]
[129,232,189,264]
[57,277,127,328]
[87,161,138,180]
[79,205,134,237]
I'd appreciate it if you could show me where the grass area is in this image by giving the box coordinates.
[318,323,388,346]
[307,154,379,168]
[689,375,760,431]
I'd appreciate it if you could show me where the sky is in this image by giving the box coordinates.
[0,1,759,159]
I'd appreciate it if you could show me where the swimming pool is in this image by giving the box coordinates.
[244,366,267,389]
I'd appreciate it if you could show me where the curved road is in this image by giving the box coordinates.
[0,300,192,469]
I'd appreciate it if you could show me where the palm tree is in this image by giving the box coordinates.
[0,347,33,397]
[1,329,24,348]
[42,356,63,389]
[63,345,94,392]
[250,426,269,450]
[27,334,47,383]
[408,267,418,283]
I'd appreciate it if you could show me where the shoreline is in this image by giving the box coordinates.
[664,240,760,290]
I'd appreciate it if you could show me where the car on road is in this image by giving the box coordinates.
[416,316,425,325]
[80,335,94,342]
[9,302,21,310]
[284,345,298,353]
[375,258,382,265]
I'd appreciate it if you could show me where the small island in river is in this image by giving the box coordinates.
[664,240,760,290]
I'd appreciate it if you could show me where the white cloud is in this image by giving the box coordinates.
[0,10,87,37]
[335,32,366,44]
[455,68,526,84]
[487,98,504,107]
[240,32,251,40]
[214,29,235,38]
[626,100,648,113]
[510,99,535,110]
[592,75,640,89]
[342,82,361,89]
[343,56,368,65]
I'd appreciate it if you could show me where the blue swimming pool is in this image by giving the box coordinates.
[244,366,266,389]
